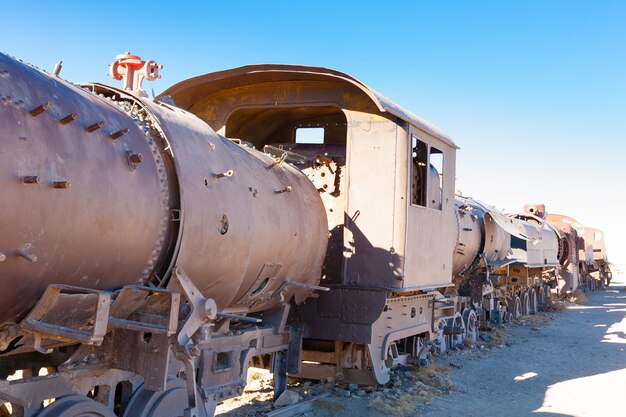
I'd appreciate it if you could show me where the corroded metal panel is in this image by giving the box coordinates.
[452,197,484,276]
[483,212,512,265]
[509,216,559,268]
[0,53,166,325]
[403,128,456,288]
[342,111,400,288]
[546,214,581,294]
[585,227,607,262]
[160,65,456,148]
[140,100,328,312]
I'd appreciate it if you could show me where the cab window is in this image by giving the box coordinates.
[411,136,428,206]
[411,136,444,210]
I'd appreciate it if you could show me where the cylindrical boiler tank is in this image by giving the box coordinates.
[452,196,512,277]
[452,197,484,276]
[135,93,329,313]
[0,53,169,325]
[0,53,328,331]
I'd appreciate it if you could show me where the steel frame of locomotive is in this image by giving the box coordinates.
[162,64,460,387]
[0,53,611,417]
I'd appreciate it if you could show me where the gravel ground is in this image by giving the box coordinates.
[217,265,626,417]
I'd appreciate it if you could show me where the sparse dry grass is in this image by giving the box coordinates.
[551,301,569,311]
[406,364,454,391]
[246,367,270,383]
[569,289,588,305]
[406,364,446,383]
[368,393,416,416]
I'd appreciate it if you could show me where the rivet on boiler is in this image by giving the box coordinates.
[86,121,106,133]
[53,181,72,189]
[60,113,80,125]
[22,176,41,184]
[214,170,234,179]
[129,153,144,164]
[29,102,51,117]
[274,186,293,194]
[110,128,129,140]
[20,248,37,263]
[127,152,144,171]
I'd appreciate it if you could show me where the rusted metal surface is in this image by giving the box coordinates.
[524,204,610,293]
[160,64,457,149]
[0,53,332,417]
[552,222,580,294]
[159,60,459,386]
[0,367,142,416]
[135,94,329,313]
[108,53,162,97]
[508,214,559,268]
[0,53,613,417]
[0,51,328,336]
[0,53,168,327]
[452,197,485,277]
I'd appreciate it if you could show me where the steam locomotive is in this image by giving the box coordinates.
[0,52,610,416]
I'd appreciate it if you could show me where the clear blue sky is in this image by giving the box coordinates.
[5,1,625,262]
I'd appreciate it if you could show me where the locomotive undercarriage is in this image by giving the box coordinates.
[294,291,451,386]
[0,269,303,417]
[579,262,612,292]
[450,266,556,343]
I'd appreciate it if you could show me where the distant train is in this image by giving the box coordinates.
[448,198,611,345]
[0,52,610,416]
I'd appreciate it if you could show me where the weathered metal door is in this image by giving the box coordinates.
[402,126,456,289]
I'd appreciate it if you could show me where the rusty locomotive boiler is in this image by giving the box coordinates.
[526,205,612,293]
[0,52,328,416]
[445,197,612,342]
[0,52,612,417]
[449,198,561,326]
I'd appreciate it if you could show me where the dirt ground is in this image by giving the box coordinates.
[217,265,626,417]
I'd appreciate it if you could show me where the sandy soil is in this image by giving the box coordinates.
[218,265,626,417]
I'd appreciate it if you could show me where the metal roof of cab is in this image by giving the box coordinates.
[159,64,457,149]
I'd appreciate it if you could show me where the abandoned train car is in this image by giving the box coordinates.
[0,52,611,417]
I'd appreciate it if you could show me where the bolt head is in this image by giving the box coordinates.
[204,298,217,320]
[129,153,144,164]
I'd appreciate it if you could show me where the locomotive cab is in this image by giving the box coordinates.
[162,65,458,384]
[161,65,457,292]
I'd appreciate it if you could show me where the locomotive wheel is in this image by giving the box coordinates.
[437,319,450,354]
[508,296,522,320]
[462,309,479,344]
[536,286,545,310]
[544,286,553,307]
[123,378,197,417]
[447,312,466,348]
[528,288,537,315]
[521,292,530,316]
[35,395,115,417]
[499,304,510,323]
